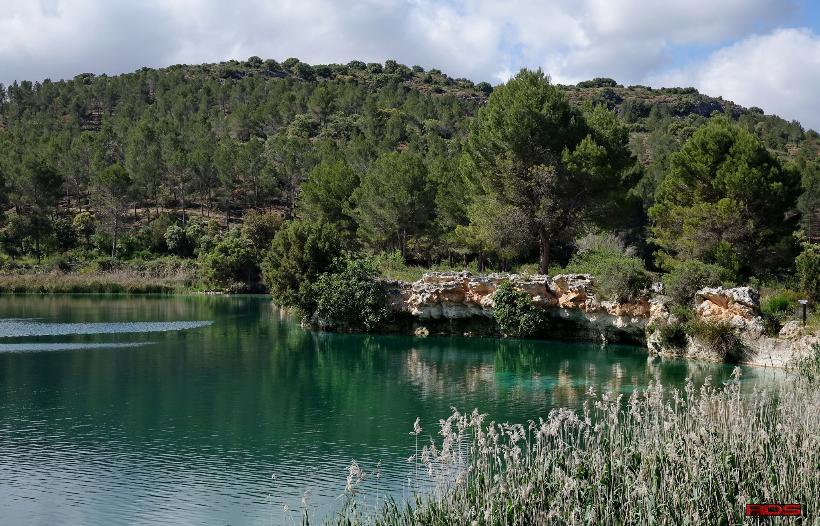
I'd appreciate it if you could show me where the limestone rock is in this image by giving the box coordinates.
[778,320,805,339]
[694,286,765,338]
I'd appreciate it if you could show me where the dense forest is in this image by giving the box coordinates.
[0,58,819,322]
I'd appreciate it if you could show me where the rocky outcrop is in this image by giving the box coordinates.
[386,272,815,369]
[387,272,658,343]
[694,286,765,337]
[647,286,817,368]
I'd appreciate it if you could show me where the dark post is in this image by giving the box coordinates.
[799,300,808,326]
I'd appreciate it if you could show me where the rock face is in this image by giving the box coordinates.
[647,285,817,368]
[387,271,657,343]
[386,273,815,369]
[694,286,765,338]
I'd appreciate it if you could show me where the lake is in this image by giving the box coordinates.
[0,295,783,525]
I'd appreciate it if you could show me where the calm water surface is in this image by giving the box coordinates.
[0,295,783,525]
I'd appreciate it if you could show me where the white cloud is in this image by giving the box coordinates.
[0,0,816,129]
[654,28,820,131]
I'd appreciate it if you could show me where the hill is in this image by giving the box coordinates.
[0,58,818,290]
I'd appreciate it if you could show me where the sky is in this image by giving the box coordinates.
[1,0,819,130]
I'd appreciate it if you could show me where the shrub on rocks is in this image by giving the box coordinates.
[492,282,549,338]
[663,260,732,306]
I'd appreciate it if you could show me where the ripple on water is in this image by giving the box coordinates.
[0,342,152,353]
[0,320,213,337]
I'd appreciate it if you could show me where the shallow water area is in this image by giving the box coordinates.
[0,294,784,525]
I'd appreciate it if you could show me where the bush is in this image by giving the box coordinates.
[240,210,282,253]
[761,289,800,320]
[198,232,258,292]
[658,321,688,349]
[142,213,176,253]
[564,250,651,302]
[796,245,820,300]
[663,260,731,306]
[72,211,96,246]
[312,257,388,330]
[685,320,747,362]
[493,282,548,338]
[164,224,193,257]
[562,233,650,302]
[261,220,343,312]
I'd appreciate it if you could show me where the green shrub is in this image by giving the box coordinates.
[760,288,805,335]
[685,320,747,362]
[761,293,792,317]
[658,321,688,349]
[141,213,177,254]
[662,260,731,306]
[198,232,258,292]
[493,282,548,338]
[564,251,651,302]
[796,245,820,300]
[312,257,388,331]
[240,211,282,253]
[72,211,96,246]
[670,304,695,322]
[164,225,193,257]
[513,262,540,276]
[261,220,343,312]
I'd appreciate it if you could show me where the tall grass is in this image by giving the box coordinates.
[331,357,820,525]
[0,269,195,293]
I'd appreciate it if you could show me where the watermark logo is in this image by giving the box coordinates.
[745,504,802,517]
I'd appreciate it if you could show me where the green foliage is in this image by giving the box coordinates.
[240,210,282,253]
[312,256,389,331]
[563,242,651,302]
[198,231,258,292]
[796,161,819,239]
[761,289,801,320]
[298,160,359,229]
[0,57,818,305]
[72,212,96,246]
[492,282,549,338]
[649,117,800,276]
[576,77,619,88]
[261,220,343,312]
[662,260,732,306]
[164,224,194,257]
[465,69,634,272]
[52,216,78,252]
[658,321,688,349]
[351,151,432,258]
[684,320,747,362]
[795,243,820,300]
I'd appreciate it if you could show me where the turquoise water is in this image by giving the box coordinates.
[0,295,782,525]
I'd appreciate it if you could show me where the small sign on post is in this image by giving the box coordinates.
[798,299,808,326]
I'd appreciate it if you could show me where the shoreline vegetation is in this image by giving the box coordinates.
[322,351,820,526]
[2,61,819,351]
[0,271,192,294]
[2,57,819,526]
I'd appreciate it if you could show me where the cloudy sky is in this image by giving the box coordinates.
[2,0,819,129]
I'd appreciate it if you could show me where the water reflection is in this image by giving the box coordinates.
[0,295,787,525]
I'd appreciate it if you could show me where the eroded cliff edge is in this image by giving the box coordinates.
[385,271,818,368]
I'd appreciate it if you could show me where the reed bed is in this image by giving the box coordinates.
[0,270,193,293]
[330,353,820,525]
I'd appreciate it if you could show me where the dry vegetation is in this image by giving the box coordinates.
[325,349,820,525]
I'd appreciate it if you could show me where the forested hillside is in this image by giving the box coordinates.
[0,58,818,309]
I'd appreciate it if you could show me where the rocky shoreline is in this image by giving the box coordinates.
[385,271,818,368]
